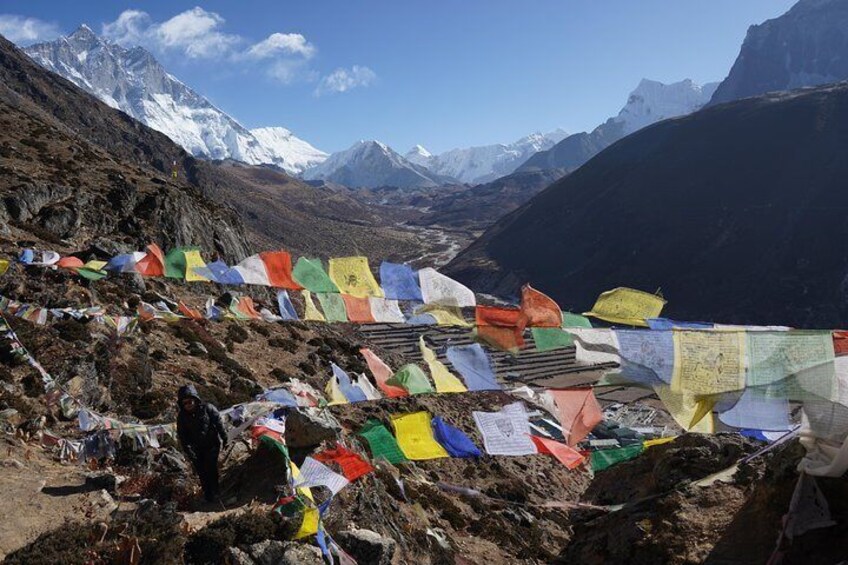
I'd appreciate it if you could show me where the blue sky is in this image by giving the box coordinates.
[1,1,797,154]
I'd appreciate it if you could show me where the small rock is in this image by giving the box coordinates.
[223,546,255,565]
[85,471,119,493]
[336,528,397,565]
[188,341,209,356]
[247,540,286,565]
[281,543,324,564]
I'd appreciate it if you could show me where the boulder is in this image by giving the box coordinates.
[335,528,397,565]
[223,547,255,565]
[285,408,341,448]
[247,540,323,565]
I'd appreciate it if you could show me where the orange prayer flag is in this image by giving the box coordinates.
[530,435,586,470]
[342,294,376,323]
[178,301,204,320]
[135,244,165,277]
[521,284,563,327]
[475,305,526,352]
[237,296,261,319]
[548,388,603,447]
[259,251,303,290]
[360,348,407,398]
[57,256,84,269]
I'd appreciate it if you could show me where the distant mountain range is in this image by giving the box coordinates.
[24,25,327,175]
[518,79,718,173]
[710,0,848,105]
[405,130,569,185]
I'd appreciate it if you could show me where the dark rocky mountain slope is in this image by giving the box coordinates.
[446,82,848,327]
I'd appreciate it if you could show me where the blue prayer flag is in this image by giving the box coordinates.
[380,262,423,301]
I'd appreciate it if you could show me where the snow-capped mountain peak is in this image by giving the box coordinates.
[404,144,433,167]
[615,79,719,135]
[24,26,326,175]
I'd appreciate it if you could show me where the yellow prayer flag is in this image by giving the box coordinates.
[294,506,320,539]
[419,337,467,393]
[671,330,746,395]
[328,256,383,298]
[83,260,108,271]
[183,249,209,282]
[654,385,715,433]
[325,377,348,405]
[0,259,10,275]
[416,305,470,327]
[289,461,315,502]
[302,290,326,321]
[643,436,677,449]
[391,412,449,460]
[583,287,666,327]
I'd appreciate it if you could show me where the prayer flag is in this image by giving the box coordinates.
[233,254,271,286]
[193,260,244,285]
[277,290,299,320]
[475,305,526,352]
[717,388,792,431]
[360,348,407,398]
[341,294,375,323]
[615,329,674,386]
[473,402,538,456]
[135,244,165,277]
[313,444,374,481]
[379,262,423,301]
[325,377,348,405]
[259,251,301,289]
[654,385,715,432]
[419,336,467,393]
[294,457,350,496]
[591,444,644,472]
[391,412,449,460]
[332,363,368,403]
[584,287,666,327]
[671,330,746,395]
[531,327,573,351]
[183,249,209,282]
[446,344,501,391]
[329,257,383,298]
[549,388,603,446]
[358,419,408,464]
[302,291,326,321]
[562,312,592,328]
[354,374,382,400]
[317,293,348,322]
[418,267,475,307]
[293,258,339,293]
[369,298,406,323]
[432,416,480,458]
[105,252,146,273]
[521,285,562,327]
[530,436,585,469]
[414,305,469,327]
[386,364,434,395]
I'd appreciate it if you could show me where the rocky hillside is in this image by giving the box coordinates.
[710,0,848,105]
[446,82,848,327]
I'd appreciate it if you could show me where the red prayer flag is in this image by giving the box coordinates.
[259,251,303,290]
[475,305,526,351]
[520,284,563,327]
[360,348,407,398]
[57,256,84,269]
[530,435,586,470]
[834,331,848,356]
[313,444,374,481]
[135,244,165,277]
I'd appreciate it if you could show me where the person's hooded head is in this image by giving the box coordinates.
[178,384,202,413]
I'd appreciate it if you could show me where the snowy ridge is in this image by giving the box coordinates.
[24,25,326,175]
[407,129,568,185]
[614,79,718,135]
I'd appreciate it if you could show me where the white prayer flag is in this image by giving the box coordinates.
[418,268,476,307]
[232,254,271,286]
[369,298,406,323]
[294,456,350,496]
[472,402,538,456]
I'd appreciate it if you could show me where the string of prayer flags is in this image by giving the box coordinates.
[358,419,408,465]
[431,416,480,458]
[445,343,502,391]
[368,298,406,323]
[531,327,573,351]
[475,305,526,352]
[414,305,470,327]
[584,287,666,327]
[331,363,368,403]
[530,436,586,469]
[276,291,299,321]
[521,285,562,327]
[313,444,374,481]
[233,254,272,286]
[354,373,382,400]
[391,412,449,460]
[379,262,423,301]
[549,388,603,447]
[591,444,644,472]
[293,258,339,293]
[329,257,383,298]
[386,364,434,395]
[341,294,375,323]
[418,267,476,307]
[294,457,350,496]
[302,291,326,322]
[317,293,348,323]
[135,244,166,277]
[473,402,538,456]
[419,337,467,393]
[360,348,408,398]
[259,251,302,289]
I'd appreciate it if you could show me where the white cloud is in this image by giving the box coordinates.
[247,32,315,60]
[153,7,240,59]
[0,14,61,45]
[315,65,377,96]
[102,10,151,47]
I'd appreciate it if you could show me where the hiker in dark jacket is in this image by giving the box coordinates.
[176,385,228,502]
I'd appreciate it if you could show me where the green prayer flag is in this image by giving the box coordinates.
[562,311,592,328]
[386,364,434,395]
[259,433,291,460]
[531,327,574,351]
[358,419,408,464]
[163,247,196,279]
[590,444,644,472]
[76,268,108,281]
[293,257,339,293]
[317,292,348,322]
